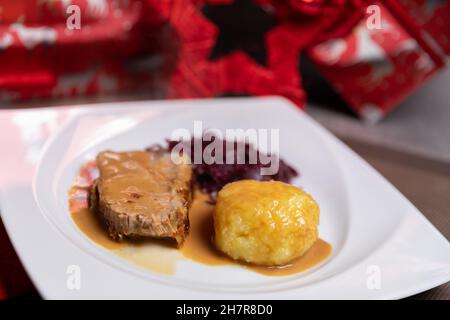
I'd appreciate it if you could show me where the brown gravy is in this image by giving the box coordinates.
[70,189,332,276]
[70,185,180,274]
[180,193,332,276]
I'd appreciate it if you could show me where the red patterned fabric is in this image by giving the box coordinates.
[0,0,448,118]
[258,0,366,44]
[308,0,448,121]
[0,0,366,106]
[0,0,171,101]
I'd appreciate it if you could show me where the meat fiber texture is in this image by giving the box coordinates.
[89,150,193,246]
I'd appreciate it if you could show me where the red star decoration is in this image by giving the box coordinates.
[160,0,365,108]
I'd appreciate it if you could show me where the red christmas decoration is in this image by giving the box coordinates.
[0,0,172,100]
[165,0,366,107]
[307,0,449,121]
[0,0,447,119]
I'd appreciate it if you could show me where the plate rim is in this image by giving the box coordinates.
[1,96,449,299]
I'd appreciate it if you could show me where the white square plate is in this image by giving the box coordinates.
[0,97,449,299]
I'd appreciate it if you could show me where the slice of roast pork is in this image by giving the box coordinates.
[89,150,193,246]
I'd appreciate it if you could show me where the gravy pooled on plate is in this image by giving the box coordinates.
[70,151,331,276]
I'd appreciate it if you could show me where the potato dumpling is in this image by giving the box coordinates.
[213,180,319,266]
